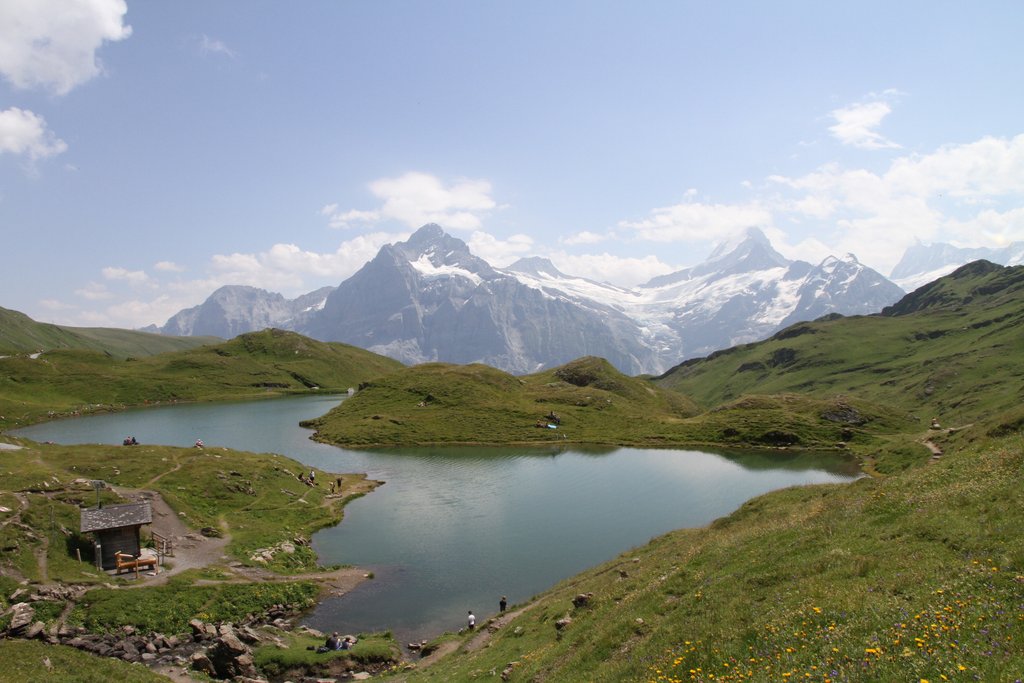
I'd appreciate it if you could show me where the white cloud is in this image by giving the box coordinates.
[154,261,185,273]
[324,172,498,230]
[0,0,131,95]
[467,231,533,267]
[0,107,67,160]
[102,266,148,284]
[210,231,405,292]
[198,34,236,59]
[549,252,677,288]
[767,133,1024,272]
[828,100,900,150]
[74,282,113,301]
[618,198,774,243]
[561,230,612,246]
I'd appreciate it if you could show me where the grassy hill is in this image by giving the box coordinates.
[0,305,218,358]
[654,261,1024,439]
[0,328,404,428]
[304,356,702,447]
[308,356,913,453]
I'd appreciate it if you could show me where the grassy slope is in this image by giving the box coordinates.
[0,328,404,428]
[308,357,913,453]
[0,305,217,358]
[0,640,171,682]
[654,261,1024,428]
[306,357,703,447]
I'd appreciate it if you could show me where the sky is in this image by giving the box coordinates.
[2,1,1023,329]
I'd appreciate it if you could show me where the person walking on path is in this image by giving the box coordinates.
[467,610,476,630]
[499,596,507,613]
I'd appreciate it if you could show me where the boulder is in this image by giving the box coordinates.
[6,603,34,633]
[190,651,216,677]
[572,592,594,608]
[24,621,46,639]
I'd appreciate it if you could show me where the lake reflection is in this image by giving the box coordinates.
[13,395,861,645]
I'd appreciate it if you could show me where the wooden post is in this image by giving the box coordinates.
[76,548,82,563]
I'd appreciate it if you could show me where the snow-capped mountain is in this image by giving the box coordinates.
[156,225,906,374]
[503,227,904,362]
[891,241,1024,292]
[157,285,334,338]
[301,224,660,374]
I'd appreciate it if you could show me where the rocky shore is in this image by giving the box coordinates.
[2,584,383,682]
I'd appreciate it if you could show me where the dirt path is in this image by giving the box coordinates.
[109,486,230,582]
[400,603,535,677]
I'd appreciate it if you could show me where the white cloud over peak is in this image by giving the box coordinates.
[618,198,774,243]
[324,172,498,230]
[210,231,405,292]
[467,231,534,267]
[0,108,67,160]
[0,0,131,95]
[549,252,676,288]
[828,100,900,150]
[768,133,1024,273]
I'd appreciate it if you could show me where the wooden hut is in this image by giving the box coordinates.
[80,502,152,571]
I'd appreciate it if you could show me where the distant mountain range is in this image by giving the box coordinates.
[889,241,1024,291]
[150,224,930,374]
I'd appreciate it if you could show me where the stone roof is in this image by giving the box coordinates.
[80,502,152,533]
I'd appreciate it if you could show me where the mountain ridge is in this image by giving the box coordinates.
[149,224,907,374]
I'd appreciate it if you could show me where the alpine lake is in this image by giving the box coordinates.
[14,394,861,646]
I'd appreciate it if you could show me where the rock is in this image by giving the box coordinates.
[24,621,46,639]
[237,625,261,643]
[572,592,593,608]
[502,661,522,681]
[6,602,34,632]
[190,652,216,676]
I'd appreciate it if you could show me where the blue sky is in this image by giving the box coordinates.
[2,1,1022,328]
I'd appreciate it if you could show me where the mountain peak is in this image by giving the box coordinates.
[707,226,771,262]
[406,223,446,245]
[505,256,565,278]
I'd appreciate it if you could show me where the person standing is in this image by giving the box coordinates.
[467,610,476,630]
[499,596,507,613]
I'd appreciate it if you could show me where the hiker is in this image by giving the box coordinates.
[194,439,204,448]
[547,411,560,425]
[336,476,342,490]
[325,632,340,650]
[309,469,316,484]
[339,635,357,650]
[499,596,507,612]
[467,610,476,630]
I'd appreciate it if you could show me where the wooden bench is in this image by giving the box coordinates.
[115,551,157,574]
